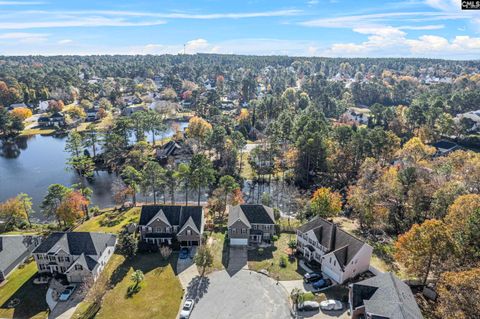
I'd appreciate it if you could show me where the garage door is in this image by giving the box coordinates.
[230,238,248,246]
[322,266,341,283]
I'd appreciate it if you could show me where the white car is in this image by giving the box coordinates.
[319,299,343,311]
[179,299,195,318]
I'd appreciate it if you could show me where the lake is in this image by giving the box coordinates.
[0,121,188,222]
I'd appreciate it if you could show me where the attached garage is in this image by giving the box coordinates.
[230,238,248,246]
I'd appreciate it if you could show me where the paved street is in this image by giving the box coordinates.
[189,270,291,319]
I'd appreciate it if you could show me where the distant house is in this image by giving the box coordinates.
[431,140,461,157]
[220,98,236,110]
[122,105,146,116]
[227,205,276,246]
[0,235,42,282]
[85,108,99,122]
[156,140,192,164]
[138,205,204,247]
[296,217,372,283]
[33,232,116,283]
[455,109,480,132]
[8,102,29,111]
[37,112,66,127]
[349,272,423,319]
[340,107,371,125]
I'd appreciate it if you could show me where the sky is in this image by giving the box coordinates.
[0,0,479,58]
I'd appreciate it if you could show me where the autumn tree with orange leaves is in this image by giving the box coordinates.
[10,107,32,121]
[310,187,342,218]
[57,191,89,225]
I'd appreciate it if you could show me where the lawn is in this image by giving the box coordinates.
[248,233,304,281]
[206,231,227,272]
[239,151,255,180]
[94,253,183,319]
[74,207,140,234]
[0,260,49,319]
[20,127,55,136]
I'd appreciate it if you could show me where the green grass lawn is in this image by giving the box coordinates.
[0,260,49,319]
[74,207,140,233]
[94,253,183,319]
[248,233,304,281]
[206,231,227,272]
[20,127,55,136]
[239,151,255,180]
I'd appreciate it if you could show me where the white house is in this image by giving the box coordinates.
[296,217,372,284]
[33,232,116,283]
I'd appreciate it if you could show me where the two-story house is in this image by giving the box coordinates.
[296,217,372,284]
[33,232,116,283]
[227,204,276,246]
[0,235,41,282]
[349,272,423,319]
[138,205,204,247]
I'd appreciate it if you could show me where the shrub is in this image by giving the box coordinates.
[258,248,264,256]
[279,255,287,268]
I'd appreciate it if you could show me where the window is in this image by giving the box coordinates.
[58,256,64,262]
[75,265,83,271]
[173,226,178,232]
[186,229,192,236]
[241,228,247,234]
[232,228,237,234]
[65,257,70,262]
[60,267,66,272]
[329,257,332,263]
[39,264,45,271]
[166,227,171,233]
[334,260,336,266]
[49,255,56,262]
[156,227,162,233]
[253,225,257,230]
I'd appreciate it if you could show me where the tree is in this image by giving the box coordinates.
[194,246,213,276]
[310,187,342,218]
[185,116,212,150]
[130,269,144,291]
[190,154,215,205]
[141,161,166,205]
[160,246,172,260]
[65,131,84,158]
[41,184,70,225]
[219,175,239,208]
[68,155,95,180]
[164,168,178,204]
[56,191,88,225]
[10,107,32,121]
[395,219,454,285]
[395,137,435,163]
[117,231,138,258]
[436,267,480,319]
[17,193,33,227]
[177,163,191,205]
[290,288,305,311]
[143,110,165,145]
[0,196,28,229]
[121,166,143,206]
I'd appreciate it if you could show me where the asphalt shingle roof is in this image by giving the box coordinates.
[227,205,275,227]
[33,232,116,257]
[139,205,203,231]
[0,235,40,272]
[351,272,423,319]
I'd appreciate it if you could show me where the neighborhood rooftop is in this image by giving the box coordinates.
[228,204,275,226]
[139,205,203,230]
[33,232,116,256]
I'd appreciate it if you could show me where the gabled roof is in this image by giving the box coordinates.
[227,205,275,227]
[0,235,40,272]
[146,209,171,227]
[139,205,203,232]
[298,217,366,266]
[33,232,116,257]
[67,253,99,272]
[351,272,423,319]
[178,216,200,234]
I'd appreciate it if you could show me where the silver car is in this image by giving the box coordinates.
[179,299,195,319]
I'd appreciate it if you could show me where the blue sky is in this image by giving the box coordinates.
[0,0,479,58]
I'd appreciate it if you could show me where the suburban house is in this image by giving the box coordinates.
[0,235,42,282]
[138,205,204,247]
[38,112,66,127]
[349,272,423,319]
[8,102,29,111]
[431,140,461,157]
[122,105,146,116]
[296,217,373,284]
[340,107,371,125]
[156,140,192,164]
[32,232,116,283]
[85,108,99,121]
[227,204,276,246]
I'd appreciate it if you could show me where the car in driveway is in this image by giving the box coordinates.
[312,278,332,290]
[297,301,320,312]
[304,272,323,283]
[179,247,190,259]
[59,284,77,301]
[320,299,343,311]
[179,299,195,318]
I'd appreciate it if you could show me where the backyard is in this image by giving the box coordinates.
[0,259,49,319]
[74,207,140,233]
[248,232,304,281]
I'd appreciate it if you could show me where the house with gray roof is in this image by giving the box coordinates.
[138,205,204,247]
[349,272,423,319]
[0,235,41,282]
[32,232,116,283]
[227,204,276,246]
[296,217,372,283]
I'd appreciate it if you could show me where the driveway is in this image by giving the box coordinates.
[48,288,84,319]
[226,246,248,276]
[189,270,291,319]
[176,247,199,288]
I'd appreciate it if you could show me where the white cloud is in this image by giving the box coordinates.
[424,0,459,11]
[57,39,72,44]
[0,1,44,5]
[398,24,444,30]
[0,17,167,29]
[0,32,48,43]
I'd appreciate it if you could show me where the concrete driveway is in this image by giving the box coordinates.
[226,246,248,276]
[189,270,291,319]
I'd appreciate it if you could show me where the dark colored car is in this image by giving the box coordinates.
[179,248,189,259]
[312,278,332,290]
[297,301,320,311]
[303,272,323,283]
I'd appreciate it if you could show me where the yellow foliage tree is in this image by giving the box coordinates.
[10,107,32,121]
[310,187,342,218]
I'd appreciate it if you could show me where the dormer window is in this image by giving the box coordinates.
[75,264,83,271]
[186,229,192,235]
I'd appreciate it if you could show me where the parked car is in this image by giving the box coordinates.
[179,299,195,318]
[320,299,343,311]
[297,301,320,311]
[312,278,332,290]
[59,285,77,301]
[179,248,189,259]
[304,272,322,283]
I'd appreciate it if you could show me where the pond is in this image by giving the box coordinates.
[0,121,189,222]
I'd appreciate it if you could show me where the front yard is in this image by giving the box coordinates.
[0,260,49,319]
[74,207,140,233]
[206,231,227,272]
[248,233,304,281]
